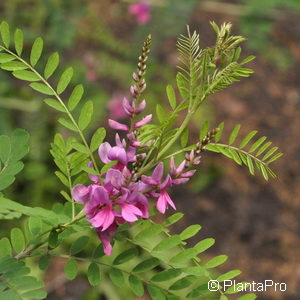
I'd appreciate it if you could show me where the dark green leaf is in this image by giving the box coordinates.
[0,237,12,257]
[132,258,160,273]
[151,269,181,282]
[147,284,166,300]
[48,229,59,249]
[70,236,89,255]
[113,248,138,265]
[128,274,144,296]
[64,259,78,280]
[38,254,51,271]
[87,262,100,286]
[169,275,195,290]
[108,268,124,287]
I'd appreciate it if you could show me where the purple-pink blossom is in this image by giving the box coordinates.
[129,1,151,24]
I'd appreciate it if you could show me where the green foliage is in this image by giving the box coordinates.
[0,129,29,191]
[203,123,282,180]
[0,256,47,300]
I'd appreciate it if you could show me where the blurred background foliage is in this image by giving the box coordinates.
[0,0,300,299]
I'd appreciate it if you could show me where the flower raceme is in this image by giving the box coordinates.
[72,95,201,255]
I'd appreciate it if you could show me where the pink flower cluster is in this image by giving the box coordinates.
[128,1,151,24]
[72,96,199,255]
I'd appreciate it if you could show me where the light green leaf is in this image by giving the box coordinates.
[14,29,23,56]
[205,255,228,268]
[21,289,47,299]
[169,248,197,265]
[58,118,78,132]
[30,83,54,95]
[200,121,210,141]
[153,235,182,251]
[10,228,25,253]
[249,136,266,153]
[166,85,176,109]
[68,84,84,111]
[237,294,257,300]
[194,238,215,253]
[57,67,73,94]
[28,216,42,235]
[90,128,106,152]
[229,124,240,145]
[1,61,27,71]
[215,122,224,142]
[78,101,93,130]
[44,52,59,79]
[0,53,15,63]
[256,141,272,156]
[217,270,241,282]
[180,225,201,240]
[0,21,10,48]
[181,128,189,147]
[246,156,254,175]
[12,70,40,81]
[30,37,43,67]
[262,146,278,161]
[0,237,12,257]
[0,135,10,163]
[239,130,257,149]
[44,98,66,112]
[164,213,184,226]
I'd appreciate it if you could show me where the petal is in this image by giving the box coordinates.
[134,114,152,128]
[181,170,196,178]
[136,99,146,113]
[141,175,158,186]
[108,119,129,132]
[121,204,143,222]
[176,160,186,174]
[160,175,172,190]
[170,157,176,176]
[152,162,164,182]
[87,161,99,183]
[108,146,128,165]
[105,169,123,188]
[90,206,115,231]
[164,191,176,210]
[122,97,133,116]
[157,194,167,214]
[98,142,112,164]
[127,146,136,162]
[72,184,90,204]
[172,178,190,185]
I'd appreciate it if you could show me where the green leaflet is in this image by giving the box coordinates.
[14,29,23,56]
[0,129,29,191]
[78,100,93,130]
[87,262,100,286]
[30,37,43,67]
[57,67,73,94]
[65,259,78,280]
[44,52,59,79]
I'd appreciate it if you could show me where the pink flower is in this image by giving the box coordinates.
[96,223,117,256]
[157,190,176,214]
[170,157,197,185]
[129,1,151,24]
[108,95,127,120]
[141,162,175,213]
